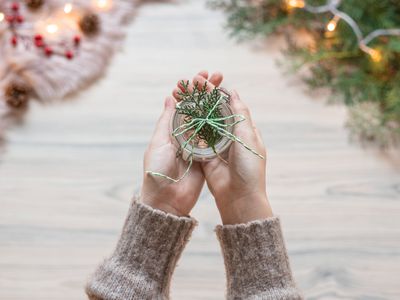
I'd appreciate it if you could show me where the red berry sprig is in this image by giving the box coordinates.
[73,35,81,46]
[6,2,23,25]
[11,2,19,11]
[34,34,44,47]
[5,2,82,60]
[7,2,24,48]
[64,50,73,59]
[30,34,81,59]
[10,35,18,47]
[44,46,53,57]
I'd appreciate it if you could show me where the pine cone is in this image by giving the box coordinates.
[79,13,100,36]
[4,82,31,108]
[25,0,44,10]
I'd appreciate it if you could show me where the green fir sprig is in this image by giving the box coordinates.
[210,0,400,147]
[176,80,226,153]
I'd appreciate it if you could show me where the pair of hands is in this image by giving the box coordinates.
[141,71,273,225]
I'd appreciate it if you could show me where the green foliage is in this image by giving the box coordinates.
[177,81,224,151]
[210,0,400,146]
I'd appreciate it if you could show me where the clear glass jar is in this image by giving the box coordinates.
[172,100,234,162]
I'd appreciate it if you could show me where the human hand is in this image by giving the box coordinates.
[141,96,204,217]
[173,71,273,224]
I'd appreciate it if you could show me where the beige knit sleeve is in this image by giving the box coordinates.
[216,217,303,300]
[85,198,197,300]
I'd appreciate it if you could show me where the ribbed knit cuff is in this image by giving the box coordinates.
[216,217,303,300]
[86,198,197,300]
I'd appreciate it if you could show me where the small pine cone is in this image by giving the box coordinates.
[25,0,44,10]
[4,82,31,108]
[79,13,100,36]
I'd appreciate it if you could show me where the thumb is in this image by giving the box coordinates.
[150,97,176,147]
[230,90,258,143]
[230,90,251,121]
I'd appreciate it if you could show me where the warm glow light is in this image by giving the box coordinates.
[0,12,5,22]
[97,0,107,8]
[326,16,340,32]
[327,21,336,32]
[96,0,110,9]
[46,24,59,34]
[369,49,382,62]
[64,3,73,14]
[287,0,305,8]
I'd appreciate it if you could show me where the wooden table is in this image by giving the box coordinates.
[1,1,399,299]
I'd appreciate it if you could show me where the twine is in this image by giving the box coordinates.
[146,89,264,183]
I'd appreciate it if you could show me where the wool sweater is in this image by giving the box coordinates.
[86,199,303,300]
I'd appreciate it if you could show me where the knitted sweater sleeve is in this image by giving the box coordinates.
[85,198,197,300]
[216,216,303,300]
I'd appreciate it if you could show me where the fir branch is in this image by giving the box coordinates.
[176,81,225,152]
[211,0,400,147]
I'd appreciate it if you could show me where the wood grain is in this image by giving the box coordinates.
[1,1,400,299]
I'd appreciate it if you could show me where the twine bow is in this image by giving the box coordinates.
[146,88,264,183]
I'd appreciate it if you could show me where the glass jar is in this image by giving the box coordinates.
[172,96,234,162]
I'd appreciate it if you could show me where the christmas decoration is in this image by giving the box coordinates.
[1,1,95,60]
[147,82,264,183]
[0,0,156,141]
[25,0,44,10]
[5,81,31,108]
[211,0,400,147]
[79,13,100,36]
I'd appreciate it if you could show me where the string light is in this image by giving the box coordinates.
[289,0,400,62]
[64,3,73,14]
[326,15,339,32]
[286,0,305,8]
[369,49,382,63]
[94,0,112,10]
[46,23,58,34]
[0,12,4,22]
[97,0,107,7]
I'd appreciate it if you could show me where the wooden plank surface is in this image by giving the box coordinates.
[1,1,400,299]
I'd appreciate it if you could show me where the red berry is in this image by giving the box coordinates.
[35,39,44,47]
[16,15,24,23]
[6,15,15,23]
[11,36,18,47]
[34,34,43,42]
[44,47,53,56]
[73,35,81,46]
[65,50,74,59]
[11,2,19,11]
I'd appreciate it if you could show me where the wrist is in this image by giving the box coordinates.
[140,185,187,217]
[216,192,273,225]
[141,195,186,216]
[148,200,185,216]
